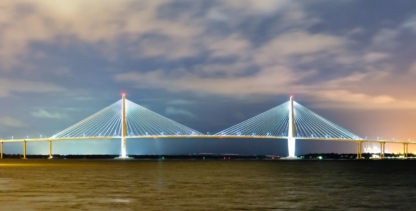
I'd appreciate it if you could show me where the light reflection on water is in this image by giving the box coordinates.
[0,159,416,210]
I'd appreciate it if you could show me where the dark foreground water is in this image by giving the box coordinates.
[1,159,416,211]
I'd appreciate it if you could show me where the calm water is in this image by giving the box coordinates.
[0,159,416,211]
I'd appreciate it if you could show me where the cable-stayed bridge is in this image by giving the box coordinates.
[0,95,414,159]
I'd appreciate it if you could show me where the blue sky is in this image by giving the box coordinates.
[1,0,416,155]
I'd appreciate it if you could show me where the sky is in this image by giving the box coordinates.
[0,0,416,156]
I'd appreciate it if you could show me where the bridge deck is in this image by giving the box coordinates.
[1,135,415,144]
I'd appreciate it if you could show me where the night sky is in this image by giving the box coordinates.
[1,0,415,156]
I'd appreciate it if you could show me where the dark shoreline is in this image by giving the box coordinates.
[0,153,413,160]
[1,154,275,160]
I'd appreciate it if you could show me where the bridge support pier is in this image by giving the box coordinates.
[0,142,3,159]
[288,138,296,157]
[403,143,409,159]
[48,140,53,159]
[117,93,131,159]
[120,137,127,158]
[287,96,297,158]
[380,142,385,158]
[22,140,27,159]
[356,141,362,159]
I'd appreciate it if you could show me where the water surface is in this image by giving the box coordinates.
[0,159,415,210]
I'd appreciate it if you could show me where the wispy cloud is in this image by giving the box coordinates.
[165,107,196,118]
[0,78,65,97]
[32,109,69,119]
[167,99,195,105]
[363,52,390,63]
[312,90,416,110]
[0,116,24,127]
[402,16,416,33]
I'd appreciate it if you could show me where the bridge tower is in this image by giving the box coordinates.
[119,93,128,158]
[288,96,296,157]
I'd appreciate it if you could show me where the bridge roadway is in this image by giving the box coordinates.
[1,135,414,159]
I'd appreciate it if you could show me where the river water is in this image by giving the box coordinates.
[0,159,415,210]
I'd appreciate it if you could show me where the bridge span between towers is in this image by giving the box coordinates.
[1,94,415,159]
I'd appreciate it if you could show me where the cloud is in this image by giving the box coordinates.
[0,0,203,68]
[319,70,389,89]
[312,90,416,110]
[167,99,195,105]
[223,0,289,13]
[300,69,416,110]
[347,27,365,36]
[165,107,196,118]
[265,31,346,55]
[115,66,316,96]
[114,27,352,98]
[0,0,320,69]
[363,52,390,63]
[2,0,414,113]
[255,31,347,65]
[371,29,399,50]
[0,116,24,127]
[402,16,416,33]
[115,61,416,110]
[409,62,416,74]
[0,78,65,97]
[32,109,69,119]
[206,34,251,58]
